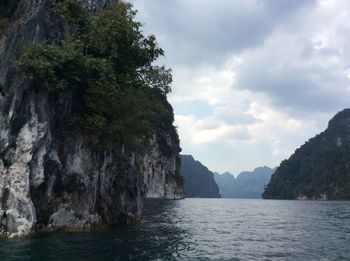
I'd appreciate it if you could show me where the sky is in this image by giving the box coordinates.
[129,0,350,175]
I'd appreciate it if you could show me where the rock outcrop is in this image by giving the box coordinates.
[180,155,220,198]
[263,109,350,200]
[0,0,183,237]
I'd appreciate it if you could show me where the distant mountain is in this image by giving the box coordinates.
[213,172,236,197]
[263,109,350,200]
[214,167,275,198]
[180,155,221,198]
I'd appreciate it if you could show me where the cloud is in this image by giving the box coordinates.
[175,114,252,145]
[129,0,350,174]
[175,100,322,174]
[131,0,316,66]
[234,29,350,114]
[213,106,257,125]
[171,100,213,118]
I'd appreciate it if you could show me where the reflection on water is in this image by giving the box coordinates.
[0,199,350,260]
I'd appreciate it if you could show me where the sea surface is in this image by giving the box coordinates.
[1,199,350,260]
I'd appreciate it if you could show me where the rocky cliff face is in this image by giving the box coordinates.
[263,109,350,200]
[0,0,183,237]
[180,155,221,198]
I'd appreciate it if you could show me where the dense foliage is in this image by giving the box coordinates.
[263,109,350,200]
[19,1,175,148]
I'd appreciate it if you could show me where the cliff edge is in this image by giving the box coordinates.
[0,0,183,237]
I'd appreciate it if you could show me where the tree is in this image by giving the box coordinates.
[19,1,174,148]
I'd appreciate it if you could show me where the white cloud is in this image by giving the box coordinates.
[213,106,257,125]
[169,56,240,105]
[175,114,251,145]
[130,0,350,174]
[235,28,350,113]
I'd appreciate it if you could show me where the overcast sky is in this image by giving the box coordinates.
[130,0,350,175]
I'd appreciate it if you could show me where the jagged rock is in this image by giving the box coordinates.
[0,0,183,237]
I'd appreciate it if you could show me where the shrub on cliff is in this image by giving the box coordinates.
[19,1,174,148]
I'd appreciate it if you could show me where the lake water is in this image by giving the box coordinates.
[1,199,350,260]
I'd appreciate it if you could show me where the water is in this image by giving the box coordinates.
[1,199,350,260]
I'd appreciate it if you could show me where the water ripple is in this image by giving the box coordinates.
[0,199,350,260]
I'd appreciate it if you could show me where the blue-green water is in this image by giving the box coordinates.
[1,199,350,260]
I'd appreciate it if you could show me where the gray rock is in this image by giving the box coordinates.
[0,0,183,237]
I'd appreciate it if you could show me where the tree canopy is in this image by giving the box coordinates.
[19,1,174,148]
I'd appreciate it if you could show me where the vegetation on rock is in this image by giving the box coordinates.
[19,1,175,148]
[263,109,350,200]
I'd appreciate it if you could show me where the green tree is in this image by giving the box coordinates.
[19,1,174,148]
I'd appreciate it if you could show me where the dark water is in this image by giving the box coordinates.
[1,199,350,260]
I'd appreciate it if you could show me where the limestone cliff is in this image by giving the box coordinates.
[0,0,183,237]
[180,155,221,198]
[263,109,350,200]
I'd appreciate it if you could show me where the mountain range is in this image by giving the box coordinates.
[180,154,274,199]
[214,167,275,198]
